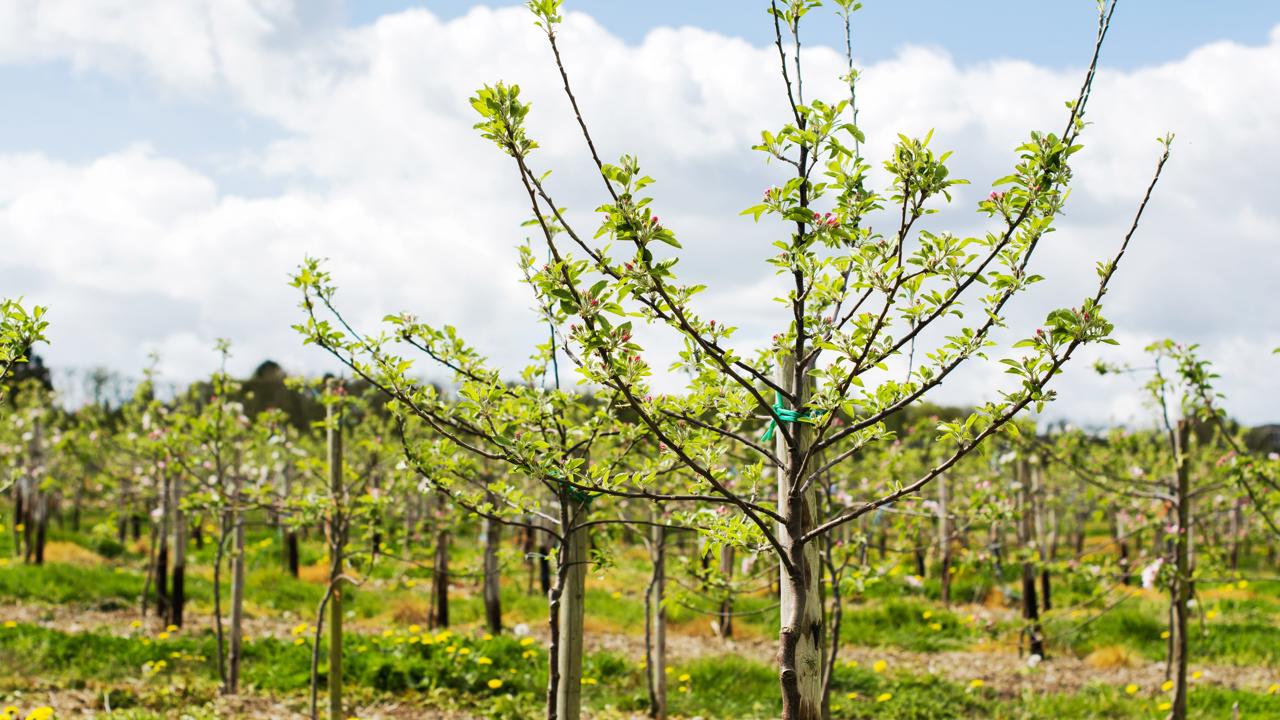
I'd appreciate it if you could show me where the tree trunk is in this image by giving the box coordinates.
[645,522,668,720]
[1018,459,1044,659]
[716,544,735,638]
[482,500,503,635]
[938,473,952,606]
[775,358,824,720]
[431,529,450,629]
[170,471,186,628]
[227,472,247,694]
[327,396,345,720]
[155,473,171,620]
[555,499,589,720]
[1170,420,1191,720]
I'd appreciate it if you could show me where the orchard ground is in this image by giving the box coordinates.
[1,519,1277,719]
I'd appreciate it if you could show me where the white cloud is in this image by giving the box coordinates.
[0,3,1277,425]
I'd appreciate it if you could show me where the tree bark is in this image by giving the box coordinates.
[1018,459,1044,659]
[482,497,503,635]
[170,470,186,628]
[555,499,589,720]
[431,529,450,629]
[227,471,247,694]
[327,395,345,720]
[937,473,952,606]
[645,522,667,720]
[716,544,735,638]
[775,357,824,720]
[1170,420,1191,720]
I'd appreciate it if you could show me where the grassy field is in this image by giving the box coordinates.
[1,519,1278,719]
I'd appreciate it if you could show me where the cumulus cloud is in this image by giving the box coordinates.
[0,2,1277,426]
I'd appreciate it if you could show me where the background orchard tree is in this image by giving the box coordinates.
[0,299,47,405]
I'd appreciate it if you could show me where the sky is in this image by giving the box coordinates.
[0,0,1277,427]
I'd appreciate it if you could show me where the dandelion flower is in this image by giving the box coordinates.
[130,620,142,629]
[969,679,985,689]
[520,637,536,647]
[1266,683,1279,695]
[1206,609,1219,620]
[1125,684,1139,695]
[488,679,503,689]
[928,622,942,631]
[1157,702,1172,711]
[459,647,472,655]
[873,660,887,673]
[1160,631,1170,639]
[166,624,178,632]
[922,611,933,620]
[1161,680,1174,692]
[876,692,893,703]
[157,632,170,640]
[1191,671,1202,680]
[583,678,598,686]
[846,692,858,700]
[294,638,306,646]
[26,707,54,720]
[1237,580,1249,590]
[2,621,15,629]
[477,657,493,665]
[408,624,421,633]
[678,673,691,683]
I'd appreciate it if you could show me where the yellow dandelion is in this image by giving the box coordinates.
[1161,680,1174,692]
[1206,609,1219,620]
[522,650,536,659]
[1160,631,1170,639]
[611,591,622,599]
[130,620,142,629]
[459,647,472,655]
[583,678,598,686]
[1191,671,1202,680]
[1237,580,1249,590]
[26,706,54,720]
[477,657,493,665]
[381,629,394,638]
[445,645,457,654]
[678,673,691,682]
[929,622,942,631]
[678,685,689,693]
[922,610,933,620]
[405,580,417,588]
[1125,684,1139,695]
[2,621,15,629]
[488,678,503,689]
[876,692,893,703]
[409,624,421,633]
[421,635,434,645]
[157,632,170,640]
[873,660,887,673]
[294,638,306,646]
[1265,683,1279,695]
[292,623,308,636]
[846,692,859,700]
[520,637,536,647]
[482,633,493,641]
[1157,702,1172,711]
[969,679,985,689]
[165,624,178,632]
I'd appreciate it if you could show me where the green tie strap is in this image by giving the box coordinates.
[761,390,818,442]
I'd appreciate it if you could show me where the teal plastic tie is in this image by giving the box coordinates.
[761,390,817,442]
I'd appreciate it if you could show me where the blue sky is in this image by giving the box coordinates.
[353,1,1280,69]
[1,0,1277,424]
